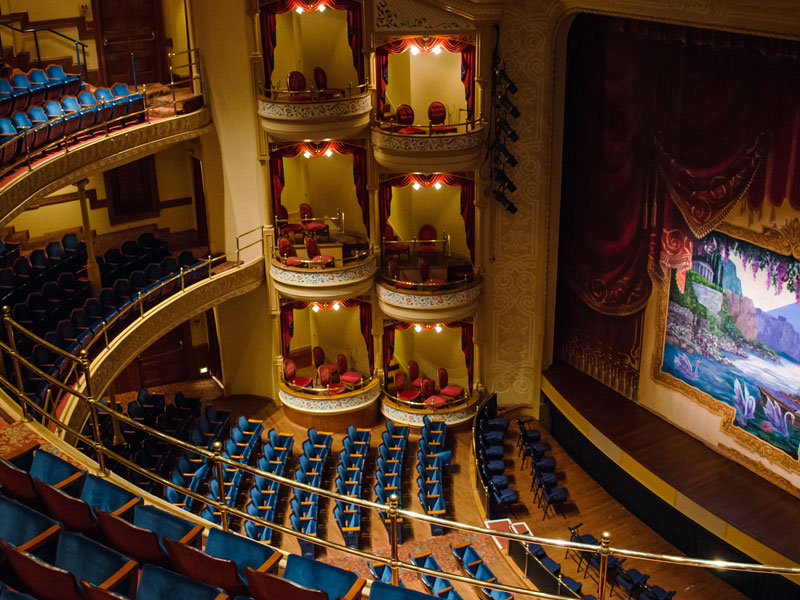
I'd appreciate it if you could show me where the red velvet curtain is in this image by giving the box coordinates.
[379,172,474,259]
[280,300,310,355]
[260,0,363,87]
[375,36,475,120]
[269,142,367,229]
[557,15,800,398]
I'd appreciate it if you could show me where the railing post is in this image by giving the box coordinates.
[81,349,107,475]
[33,31,41,67]
[3,305,31,422]
[388,492,400,585]
[207,255,212,278]
[212,440,229,531]
[130,52,138,92]
[598,531,611,600]
[180,267,185,291]
[108,387,125,447]
[139,292,145,318]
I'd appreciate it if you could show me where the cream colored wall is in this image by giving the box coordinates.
[3,0,99,71]
[272,9,356,90]
[395,327,468,389]
[387,185,468,259]
[306,305,369,373]
[9,144,196,239]
[215,285,274,397]
[281,153,365,236]
[290,306,312,351]
[386,50,466,124]
[162,0,190,77]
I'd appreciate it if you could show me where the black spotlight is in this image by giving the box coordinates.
[497,119,519,142]
[497,143,517,167]
[494,66,518,95]
[494,168,517,193]
[493,190,518,214]
[497,95,520,118]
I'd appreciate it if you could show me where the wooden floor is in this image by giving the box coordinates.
[209,389,746,600]
[544,363,800,565]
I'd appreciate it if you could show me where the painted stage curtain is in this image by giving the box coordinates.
[379,173,474,260]
[341,299,374,371]
[260,0,363,88]
[557,15,800,398]
[269,142,368,233]
[375,36,475,122]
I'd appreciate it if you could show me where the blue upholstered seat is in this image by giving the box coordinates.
[137,563,226,600]
[283,553,365,600]
[0,496,61,560]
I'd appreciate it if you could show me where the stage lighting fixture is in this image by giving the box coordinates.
[493,190,518,214]
[497,119,519,142]
[494,168,517,193]
[496,143,517,167]
[497,95,520,118]
[494,66,518,94]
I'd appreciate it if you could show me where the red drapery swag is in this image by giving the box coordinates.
[376,36,475,123]
[378,173,475,261]
[382,320,473,391]
[269,142,369,234]
[260,0,364,88]
[560,15,800,318]
[280,299,373,370]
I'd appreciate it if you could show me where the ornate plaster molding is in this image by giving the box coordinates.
[718,218,800,260]
[270,256,377,302]
[380,400,478,426]
[374,0,474,31]
[65,259,265,430]
[258,96,372,141]
[279,380,381,414]
[377,280,482,323]
[0,109,213,227]
[371,127,486,172]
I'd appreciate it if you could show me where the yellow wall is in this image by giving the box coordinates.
[281,153,365,236]
[388,185,468,259]
[272,9,357,90]
[394,326,468,389]
[162,0,191,77]
[215,285,274,397]
[10,144,196,239]
[292,305,368,374]
[386,49,466,124]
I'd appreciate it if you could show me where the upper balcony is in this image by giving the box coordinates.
[257,1,369,141]
[0,50,210,226]
[372,35,485,171]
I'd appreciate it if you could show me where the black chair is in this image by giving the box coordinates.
[138,232,169,262]
[615,568,650,600]
[45,241,67,271]
[62,233,87,264]
[30,249,51,281]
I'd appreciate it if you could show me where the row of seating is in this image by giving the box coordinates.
[244,428,294,544]
[375,421,409,543]
[451,542,512,600]
[474,397,517,518]
[517,419,567,520]
[566,523,676,600]
[395,364,464,408]
[291,428,333,559]
[0,238,20,269]
[0,67,81,114]
[2,243,87,309]
[334,426,371,548]
[97,233,170,286]
[515,520,584,598]
[416,416,449,535]
[276,202,330,242]
[409,550,462,600]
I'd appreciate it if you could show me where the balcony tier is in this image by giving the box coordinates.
[371,126,486,172]
[258,94,372,141]
[279,377,381,430]
[270,254,377,302]
[376,277,481,323]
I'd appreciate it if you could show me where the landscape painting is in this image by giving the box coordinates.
[661,230,800,458]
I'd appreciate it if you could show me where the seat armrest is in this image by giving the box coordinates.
[54,471,85,490]
[179,523,205,546]
[98,559,139,590]
[111,496,142,518]
[17,523,62,552]
[342,577,366,600]
[256,551,281,574]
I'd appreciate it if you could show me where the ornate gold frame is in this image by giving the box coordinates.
[652,218,800,489]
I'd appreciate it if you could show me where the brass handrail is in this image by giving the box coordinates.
[281,372,375,395]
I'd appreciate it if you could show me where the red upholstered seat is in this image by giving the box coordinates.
[285,359,312,388]
[287,71,312,101]
[278,237,306,267]
[277,205,303,239]
[313,66,344,99]
[428,101,458,134]
[438,368,463,398]
[300,203,329,239]
[311,255,335,266]
[395,372,421,402]
[285,257,305,267]
[425,395,447,408]
[425,278,446,285]
[336,354,364,385]
[293,376,313,387]
[408,361,423,389]
[411,377,423,388]
[398,389,421,402]
[417,224,440,257]
[389,260,415,289]
[313,346,325,368]
[305,236,334,267]
[384,224,410,264]
[325,384,346,395]
[396,104,425,134]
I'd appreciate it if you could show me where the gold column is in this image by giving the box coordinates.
[76,179,101,296]
[473,317,482,391]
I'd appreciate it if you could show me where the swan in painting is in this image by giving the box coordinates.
[764,398,796,438]
[674,353,702,380]
[733,379,756,427]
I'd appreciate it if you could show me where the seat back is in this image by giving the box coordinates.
[394,372,406,392]
[389,259,401,280]
[278,236,295,257]
[0,540,83,600]
[44,100,64,118]
[299,202,313,222]
[336,353,347,373]
[312,345,325,367]
[419,257,430,282]
[277,203,290,222]
[428,101,448,125]
[162,536,244,594]
[408,360,419,380]
[0,458,37,504]
[284,553,361,600]
[313,66,328,89]
[304,235,319,258]
[0,496,61,550]
[419,224,437,241]
[80,473,140,514]
[284,358,298,380]
[396,104,415,125]
[29,448,84,485]
[438,368,448,389]
[318,364,334,386]
[287,71,307,92]
[422,378,434,398]
[246,568,327,600]
[95,509,164,564]
[110,83,131,97]
[138,563,227,600]
[34,479,97,535]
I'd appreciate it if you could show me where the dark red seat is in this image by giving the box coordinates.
[439,367,464,399]
[277,204,304,240]
[408,360,424,389]
[305,236,334,268]
[336,354,365,386]
[300,203,329,239]
[313,66,344,99]
[417,224,440,259]
[419,257,445,285]
[319,364,345,395]
[428,101,458,133]
[383,224,410,264]
[287,71,312,101]
[285,358,312,388]
[389,260,415,289]
[245,568,328,600]
[395,104,425,135]
[395,372,420,402]
[278,236,305,267]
